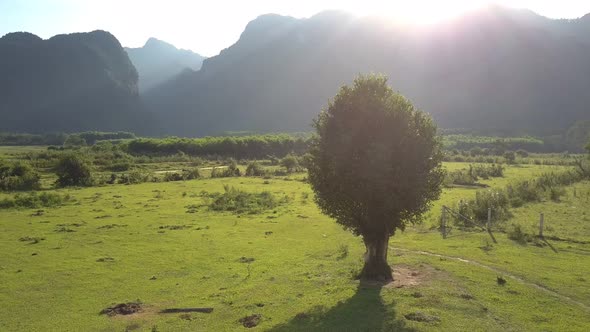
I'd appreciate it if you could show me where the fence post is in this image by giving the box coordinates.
[487,208,492,230]
[539,213,544,237]
[441,206,447,239]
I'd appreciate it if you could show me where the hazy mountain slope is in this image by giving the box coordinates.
[0,30,153,133]
[145,7,590,136]
[126,38,206,93]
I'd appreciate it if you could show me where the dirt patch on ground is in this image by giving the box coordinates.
[100,302,143,316]
[404,311,441,323]
[388,264,439,288]
[239,314,262,328]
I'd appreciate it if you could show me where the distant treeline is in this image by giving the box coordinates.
[0,132,136,146]
[443,135,546,153]
[122,135,310,159]
[2,129,587,156]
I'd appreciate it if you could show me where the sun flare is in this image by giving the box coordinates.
[348,0,492,23]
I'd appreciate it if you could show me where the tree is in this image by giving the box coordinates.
[55,154,93,187]
[308,74,444,281]
[503,151,516,164]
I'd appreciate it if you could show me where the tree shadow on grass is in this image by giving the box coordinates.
[268,284,415,332]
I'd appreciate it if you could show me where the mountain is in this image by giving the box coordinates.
[145,7,590,136]
[0,30,153,133]
[125,38,206,93]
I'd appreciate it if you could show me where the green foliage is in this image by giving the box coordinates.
[63,134,87,147]
[308,74,445,238]
[118,170,151,184]
[0,192,68,209]
[0,132,68,146]
[280,154,299,173]
[211,160,241,178]
[503,151,516,164]
[442,135,545,153]
[123,134,309,159]
[565,120,590,152]
[245,162,267,177]
[507,224,533,244]
[163,169,200,182]
[453,189,511,227]
[0,160,41,191]
[55,154,93,187]
[455,170,584,225]
[209,185,282,214]
[445,164,504,187]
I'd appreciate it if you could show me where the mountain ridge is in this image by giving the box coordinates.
[125,37,206,93]
[144,7,590,136]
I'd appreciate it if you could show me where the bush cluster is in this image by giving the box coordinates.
[0,192,69,209]
[208,185,288,214]
[0,160,41,191]
[445,164,504,187]
[450,170,584,228]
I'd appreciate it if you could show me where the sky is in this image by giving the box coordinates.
[1,0,589,56]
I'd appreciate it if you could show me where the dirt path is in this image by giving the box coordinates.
[391,247,590,312]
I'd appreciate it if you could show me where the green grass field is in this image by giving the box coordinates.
[1,159,589,331]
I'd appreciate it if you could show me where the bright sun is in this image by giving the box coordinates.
[348,0,492,23]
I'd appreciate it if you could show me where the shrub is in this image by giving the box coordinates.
[0,161,41,191]
[280,154,299,173]
[118,170,150,184]
[55,154,93,187]
[503,151,516,164]
[107,161,133,172]
[163,168,200,182]
[0,192,68,209]
[211,160,241,178]
[507,224,533,244]
[245,162,266,177]
[209,185,284,214]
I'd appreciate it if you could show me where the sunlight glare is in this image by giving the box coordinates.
[349,0,491,24]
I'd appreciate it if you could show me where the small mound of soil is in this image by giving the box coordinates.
[404,312,440,323]
[100,302,142,316]
[239,314,261,328]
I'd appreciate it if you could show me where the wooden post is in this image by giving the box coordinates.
[539,213,544,237]
[440,205,447,239]
[487,208,492,230]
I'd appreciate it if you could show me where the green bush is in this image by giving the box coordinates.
[245,162,266,177]
[0,192,69,209]
[209,185,284,214]
[280,154,299,173]
[107,161,133,172]
[163,168,200,182]
[55,154,93,187]
[118,170,150,184]
[211,160,241,178]
[0,161,41,191]
[507,224,533,244]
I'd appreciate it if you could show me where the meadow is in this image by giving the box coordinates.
[0,146,589,331]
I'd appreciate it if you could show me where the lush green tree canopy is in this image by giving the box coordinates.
[308,74,444,281]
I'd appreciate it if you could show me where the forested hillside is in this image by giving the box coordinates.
[0,30,153,133]
[145,6,590,136]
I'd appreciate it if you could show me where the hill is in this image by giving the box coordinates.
[0,30,152,134]
[125,38,206,93]
[144,7,590,136]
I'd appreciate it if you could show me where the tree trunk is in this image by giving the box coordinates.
[359,233,392,282]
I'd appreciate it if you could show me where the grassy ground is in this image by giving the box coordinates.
[1,162,589,331]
